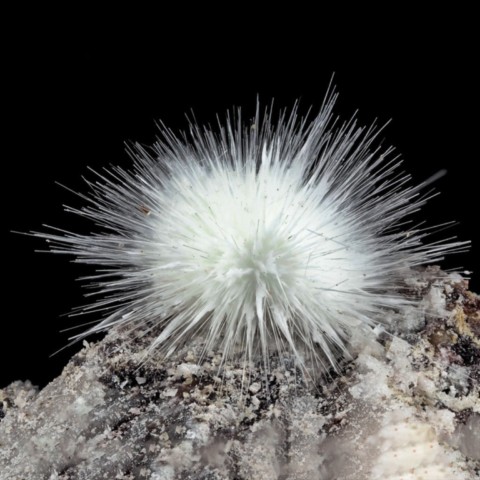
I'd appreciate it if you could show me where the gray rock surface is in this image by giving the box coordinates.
[1,268,479,479]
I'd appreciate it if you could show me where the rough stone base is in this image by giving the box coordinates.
[1,268,479,479]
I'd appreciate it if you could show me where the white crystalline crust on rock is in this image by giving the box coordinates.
[0,269,479,479]
[370,418,469,480]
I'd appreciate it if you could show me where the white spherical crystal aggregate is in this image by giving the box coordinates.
[36,90,467,374]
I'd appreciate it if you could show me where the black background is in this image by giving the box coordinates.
[3,24,478,389]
